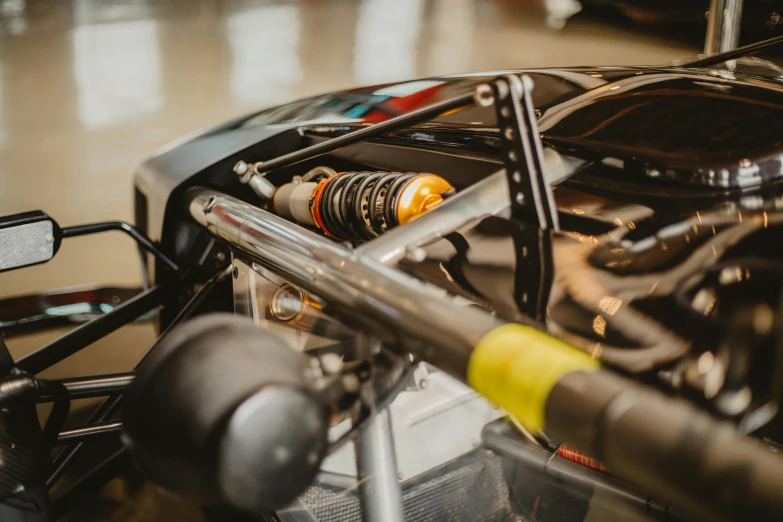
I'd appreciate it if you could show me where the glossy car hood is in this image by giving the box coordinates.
[244,66,783,190]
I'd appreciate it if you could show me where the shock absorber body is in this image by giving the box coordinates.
[273,171,453,241]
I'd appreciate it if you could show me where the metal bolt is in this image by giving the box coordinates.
[232,266,239,279]
[215,252,226,264]
[397,472,404,480]
[418,378,429,390]
[494,80,509,100]
[473,84,495,107]
[342,374,360,393]
[506,74,524,98]
[233,161,249,176]
[320,353,343,375]
[203,196,217,213]
[406,247,427,263]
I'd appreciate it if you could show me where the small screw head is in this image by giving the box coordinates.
[320,353,343,375]
[474,84,495,107]
[406,247,427,263]
[232,266,239,279]
[418,378,429,390]
[215,252,227,264]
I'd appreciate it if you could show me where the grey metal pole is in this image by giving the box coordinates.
[354,409,405,522]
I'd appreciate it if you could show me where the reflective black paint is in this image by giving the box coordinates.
[136,65,783,395]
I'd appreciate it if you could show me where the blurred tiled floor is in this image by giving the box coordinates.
[0,0,697,518]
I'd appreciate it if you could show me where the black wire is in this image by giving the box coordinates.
[671,257,783,325]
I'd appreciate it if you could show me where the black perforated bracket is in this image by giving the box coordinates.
[478,75,559,232]
[474,75,558,322]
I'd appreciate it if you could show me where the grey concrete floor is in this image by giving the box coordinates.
[0,0,699,518]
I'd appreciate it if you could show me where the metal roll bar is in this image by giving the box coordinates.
[188,188,503,378]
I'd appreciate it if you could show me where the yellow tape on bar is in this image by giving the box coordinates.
[468,323,600,432]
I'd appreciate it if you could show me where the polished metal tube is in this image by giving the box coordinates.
[704,0,744,57]
[354,409,405,522]
[188,189,503,378]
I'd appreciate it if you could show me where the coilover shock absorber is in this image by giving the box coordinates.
[273,170,454,241]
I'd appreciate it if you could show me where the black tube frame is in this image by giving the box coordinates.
[61,221,179,273]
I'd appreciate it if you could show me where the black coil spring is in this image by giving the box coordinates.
[318,171,419,241]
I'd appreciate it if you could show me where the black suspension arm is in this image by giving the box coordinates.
[249,92,475,174]
[16,284,167,375]
[61,221,178,273]
[37,372,136,402]
[56,420,122,445]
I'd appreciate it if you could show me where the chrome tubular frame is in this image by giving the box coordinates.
[188,188,505,379]
[704,0,744,57]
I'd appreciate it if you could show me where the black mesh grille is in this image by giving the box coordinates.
[282,449,514,522]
